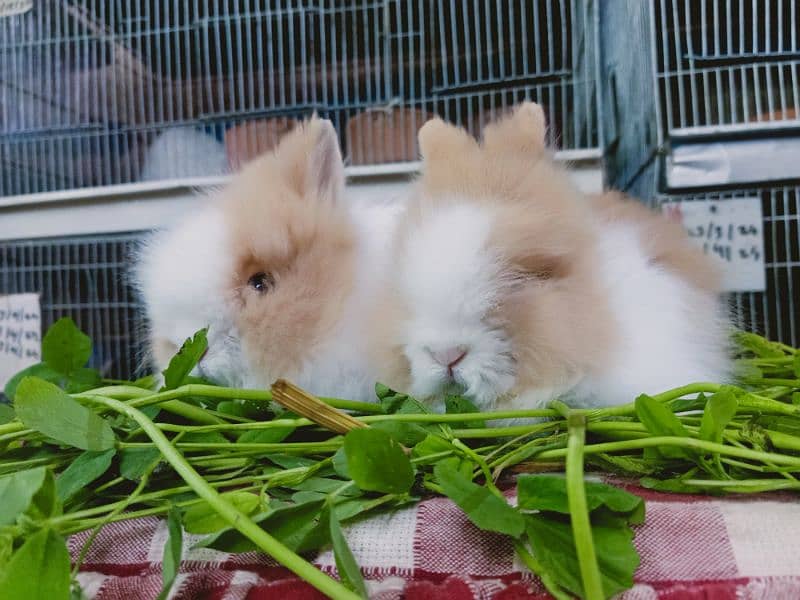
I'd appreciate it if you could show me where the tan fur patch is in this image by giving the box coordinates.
[481,101,547,156]
[222,119,356,383]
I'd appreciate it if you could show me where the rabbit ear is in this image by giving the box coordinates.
[276,117,344,204]
[305,118,344,205]
[482,101,547,156]
[418,117,477,162]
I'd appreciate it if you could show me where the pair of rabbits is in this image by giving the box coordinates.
[135,103,731,413]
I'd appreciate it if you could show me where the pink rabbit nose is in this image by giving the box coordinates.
[431,346,469,370]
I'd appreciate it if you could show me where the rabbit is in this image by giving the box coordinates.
[139,127,229,182]
[370,102,732,413]
[134,116,405,400]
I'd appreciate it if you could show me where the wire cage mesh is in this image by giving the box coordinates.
[0,1,601,380]
[656,186,800,347]
[654,0,800,134]
[600,0,800,347]
[0,232,147,380]
[0,0,600,197]
[602,0,800,192]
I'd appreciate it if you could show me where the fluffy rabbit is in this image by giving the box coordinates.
[134,117,403,400]
[372,102,731,412]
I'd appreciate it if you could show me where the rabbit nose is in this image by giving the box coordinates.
[431,346,469,369]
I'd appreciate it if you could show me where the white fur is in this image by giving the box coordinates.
[397,201,731,412]
[396,202,516,409]
[569,224,731,407]
[133,200,249,387]
[289,196,406,400]
[133,119,415,401]
[134,190,406,400]
[140,128,229,182]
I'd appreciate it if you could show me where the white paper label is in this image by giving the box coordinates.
[0,294,42,388]
[662,197,766,293]
[0,1,33,17]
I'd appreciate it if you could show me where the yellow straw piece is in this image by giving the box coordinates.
[271,379,368,434]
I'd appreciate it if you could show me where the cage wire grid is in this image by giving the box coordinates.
[5,1,799,378]
[0,0,599,379]
[655,0,800,348]
[653,0,800,135]
[601,0,800,191]
[1,0,600,197]
[601,0,800,348]
[0,232,147,380]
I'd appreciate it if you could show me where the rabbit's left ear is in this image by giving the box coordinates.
[306,118,344,205]
[276,117,344,205]
[418,117,478,162]
[482,101,547,156]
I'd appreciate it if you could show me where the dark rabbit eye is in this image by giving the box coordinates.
[248,272,275,293]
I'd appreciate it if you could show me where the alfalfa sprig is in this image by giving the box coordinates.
[8,376,362,600]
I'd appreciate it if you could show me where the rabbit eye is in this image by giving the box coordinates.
[248,272,275,293]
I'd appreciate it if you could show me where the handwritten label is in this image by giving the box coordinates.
[662,197,766,292]
[0,294,41,389]
[0,1,33,17]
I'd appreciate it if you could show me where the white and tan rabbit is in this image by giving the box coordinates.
[372,102,731,412]
[134,116,404,400]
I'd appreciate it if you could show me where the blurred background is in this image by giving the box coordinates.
[0,0,798,381]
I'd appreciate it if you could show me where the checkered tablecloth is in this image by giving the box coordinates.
[68,480,800,599]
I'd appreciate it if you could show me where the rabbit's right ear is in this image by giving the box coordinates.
[482,101,547,156]
[418,117,477,162]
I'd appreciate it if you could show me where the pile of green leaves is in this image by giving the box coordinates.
[1,319,799,600]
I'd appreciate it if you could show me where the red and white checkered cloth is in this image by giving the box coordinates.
[68,479,800,599]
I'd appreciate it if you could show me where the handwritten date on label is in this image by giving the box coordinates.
[0,294,42,389]
[662,197,766,293]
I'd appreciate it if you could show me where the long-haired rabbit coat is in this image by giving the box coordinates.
[134,117,403,400]
[373,102,731,411]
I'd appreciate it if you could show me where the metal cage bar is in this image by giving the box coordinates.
[601,1,800,346]
[0,231,147,379]
[0,0,599,197]
[654,0,800,133]
[656,186,799,347]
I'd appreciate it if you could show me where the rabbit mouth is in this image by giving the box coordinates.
[409,352,517,412]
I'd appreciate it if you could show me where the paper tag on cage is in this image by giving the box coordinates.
[0,294,41,389]
[662,197,766,293]
[0,1,33,17]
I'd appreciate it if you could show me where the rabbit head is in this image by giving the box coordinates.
[136,117,360,391]
[222,117,359,388]
[373,102,615,410]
